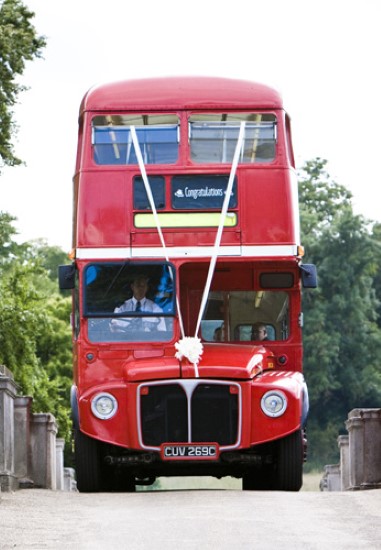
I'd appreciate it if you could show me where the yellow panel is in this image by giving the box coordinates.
[134,212,237,228]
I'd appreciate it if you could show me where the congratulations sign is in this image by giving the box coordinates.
[171,175,237,209]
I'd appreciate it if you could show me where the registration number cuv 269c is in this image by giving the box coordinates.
[161,443,219,460]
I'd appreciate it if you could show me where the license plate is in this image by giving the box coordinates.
[161,443,219,461]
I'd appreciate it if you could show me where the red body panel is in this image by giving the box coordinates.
[76,342,305,449]
[75,167,298,249]
[80,77,283,114]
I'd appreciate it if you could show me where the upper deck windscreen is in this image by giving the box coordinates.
[92,114,179,165]
[91,112,276,166]
[189,113,276,164]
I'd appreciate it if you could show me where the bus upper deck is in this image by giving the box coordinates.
[73,77,300,259]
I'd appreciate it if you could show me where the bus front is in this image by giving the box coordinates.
[61,77,316,492]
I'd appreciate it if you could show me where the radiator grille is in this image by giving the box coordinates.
[140,382,239,447]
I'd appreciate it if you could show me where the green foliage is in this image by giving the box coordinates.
[19,238,71,294]
[299,158,381,468]
[304,422,344,472]
[0,0,46,169]
[0,0,71,452]
[0,212,73,454]
[0,210,26,260]
[370,222,381,323]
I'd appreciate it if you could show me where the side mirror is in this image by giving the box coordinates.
[58,264,76,290]
[300,264,318,289]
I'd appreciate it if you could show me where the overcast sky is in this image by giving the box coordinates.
[2,0,380,251]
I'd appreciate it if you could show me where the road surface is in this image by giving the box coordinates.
[1,486,381,549]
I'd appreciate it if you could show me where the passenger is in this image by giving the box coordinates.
[110,274,165,331]
[252,322,269,341]
[213,323,225,342]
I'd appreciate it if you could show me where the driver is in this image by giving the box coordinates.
[110,274,165,331]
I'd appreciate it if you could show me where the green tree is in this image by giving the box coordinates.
[0,0,46,170]
[0,210,27,261]
[299,159,381,468]
[299,157,352,249]
[0,213,73,453]
[21,238,71,290]
[370,222,381,326]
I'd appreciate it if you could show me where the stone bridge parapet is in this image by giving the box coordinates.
[321,408,381,491]
[0,365,76,493]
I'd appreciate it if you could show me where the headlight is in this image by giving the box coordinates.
[261,390,287,418]
[91,392,118,420]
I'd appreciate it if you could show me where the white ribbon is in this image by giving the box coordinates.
[175,337,203,377]
[194,121,246,337]
[130,126,185,338]
[131,122,246,377]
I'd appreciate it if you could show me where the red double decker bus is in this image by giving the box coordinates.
[59,76,317,492]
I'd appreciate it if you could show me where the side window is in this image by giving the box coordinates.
[201,290,289,342]
[285,114,295,168]
[133,176,165,210]
[74,271,80,339]
[235,323,276,341]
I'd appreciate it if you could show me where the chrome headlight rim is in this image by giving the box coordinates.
[91,392,118,420]
[261,390,287,418]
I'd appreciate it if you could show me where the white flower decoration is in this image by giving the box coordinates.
[175,337,204,365]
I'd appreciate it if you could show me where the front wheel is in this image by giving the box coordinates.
[275,429,303,491]
[74,429,102,492]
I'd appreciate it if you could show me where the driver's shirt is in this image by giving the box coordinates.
[113,297,166,330]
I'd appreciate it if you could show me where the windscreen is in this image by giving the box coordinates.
[84,262,175,343]
[92,114,179,165]
[189,113,276,164]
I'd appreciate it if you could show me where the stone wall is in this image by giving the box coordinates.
[321,408,381,491]
[0,365,76,493]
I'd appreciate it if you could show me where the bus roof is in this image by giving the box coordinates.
[80,76,284,114]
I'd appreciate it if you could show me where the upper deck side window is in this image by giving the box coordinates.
[92,114,179,165]
[189,113,277,164]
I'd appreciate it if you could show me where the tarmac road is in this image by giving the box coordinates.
[1,487,381,549]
